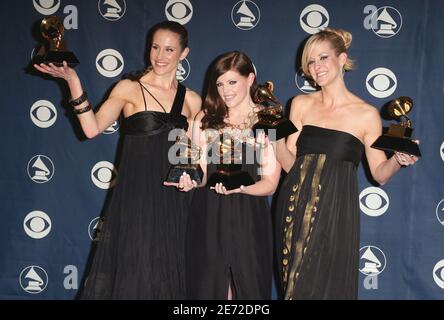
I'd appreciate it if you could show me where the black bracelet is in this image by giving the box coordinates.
[69,91,88,107]
[73,104,92,114]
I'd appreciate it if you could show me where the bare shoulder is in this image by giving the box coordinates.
[185,87,202,103]
[290,92,315,113]
[356,100,381,122]
[109,79,137,97]
[185,87,202,113]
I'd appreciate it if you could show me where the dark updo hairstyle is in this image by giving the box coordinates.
[126,20,189,81]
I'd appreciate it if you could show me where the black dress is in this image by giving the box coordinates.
[277,125,364,300]
[80,83,190,299]
[186,134,273,300]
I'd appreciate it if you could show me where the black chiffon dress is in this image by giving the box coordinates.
[186,134,273,300]
[80,83,190,299]
[277,125,364,300]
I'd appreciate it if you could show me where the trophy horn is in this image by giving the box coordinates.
[253,80,279,106]
[41,16,65,50]
[388,96,413,119]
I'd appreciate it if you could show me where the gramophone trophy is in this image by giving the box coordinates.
[166,133,204,184]
[33,16,79,67]
[252,81,298,141]
[371,96,421,157]
[207,135,255,190]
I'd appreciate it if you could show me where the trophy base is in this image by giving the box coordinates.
[207,167,255,191]
[166,165,203,184]
[371,135,421,157]
[253,119,298,141]
[33,50,80,68]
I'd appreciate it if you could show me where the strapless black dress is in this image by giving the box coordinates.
[276,125,364,300]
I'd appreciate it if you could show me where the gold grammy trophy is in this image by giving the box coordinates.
[207,136,255,190]
[166,133,203,184]
[371,96,421,157]
[33,16,79,67]
[252,81,298,141]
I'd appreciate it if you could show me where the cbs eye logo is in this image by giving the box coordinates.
[98,0,126,21]
[433,259,444,289]
[24,210,52,239]
[440,141,444,162]
[300,4,329,34]
[96,49,124,78]
[359,187,389,217]
[30,100,57,128]
[231,0,261,31]
[19,265,48,294]
[27,155,55,184]
[91,161,117,189]
[165,0,193,25]
[366,67,397,98]
[33,0,60,15]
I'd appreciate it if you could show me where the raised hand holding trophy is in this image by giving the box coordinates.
[252,81,298,141]
[166,132,204,184]
[33,16,79,68]
[371,96,421,157]
[207,135,255,191]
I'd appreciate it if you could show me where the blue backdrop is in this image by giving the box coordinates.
[1,0,444,299]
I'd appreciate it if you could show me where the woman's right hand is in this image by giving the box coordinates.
[33,61,77,82]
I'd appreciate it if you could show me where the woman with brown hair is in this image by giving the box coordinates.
[34,20,201,299]
[184,51,280,299]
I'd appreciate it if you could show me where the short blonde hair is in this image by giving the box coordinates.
[301,28,355,78]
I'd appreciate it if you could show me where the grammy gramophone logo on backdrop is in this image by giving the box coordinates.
[231,0,260,30]
[27,155,55,183]
[19,266,48,294]
[359,245,387,276]
[98,0,126,21]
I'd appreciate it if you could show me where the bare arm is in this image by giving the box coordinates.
[184,89,202,137]
[191,110,208,187]
[34,61,125,138]
[276,95,304,173]
[213,133,281,196]
[240,135,281,196]
[363,107,418,185]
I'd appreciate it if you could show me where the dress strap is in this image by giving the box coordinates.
[138,81,167,113]
[138,81,148,111]
[170,83,186,117]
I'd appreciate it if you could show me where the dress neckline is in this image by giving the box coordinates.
[124,110,170,120]
[302,125,364,146]
[124,110,188,120]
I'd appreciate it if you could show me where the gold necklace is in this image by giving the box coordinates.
[224,107,258,130]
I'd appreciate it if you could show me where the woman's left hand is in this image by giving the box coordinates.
[210,182,245,195]
[393,140,420,167]
[163,172,197,192]
[394,152,418,166]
